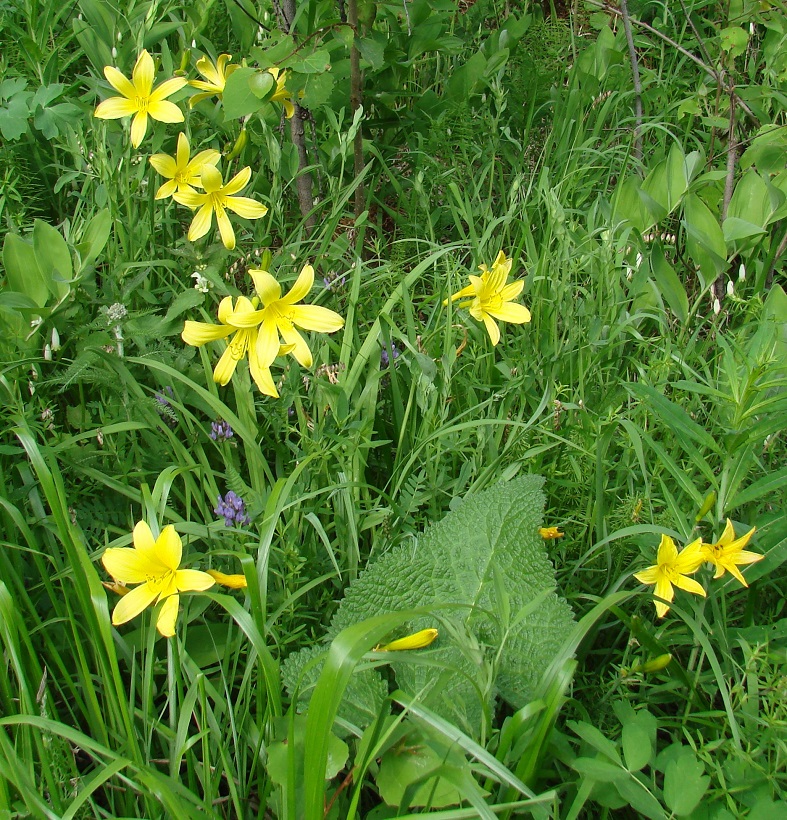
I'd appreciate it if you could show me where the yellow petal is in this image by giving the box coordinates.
[195,55,222,87]
[213,339,241,385]
[174,568,216,592]
[284,264,315,304]
[182,320,232,347]
[173,189,206,209]
[150,77,188,103]
[656,534,678,565]
[131,50,155,96]
[102,547,152,584]
[188,203,215,241]
[279,323,312,368]
[112,582,159,626]
[248,341,280,397]
[672,574,706,597]
[250,270,281,305]
[224,196,268,220]
[289,304,344,332]
[499,280,525,301]
[103,66,136,98]
[94,97,138,119]
[154,179,178,200]
[201,164,223,193]
[633,565,659,585]
[156,593,179,637]
[482,313,501,345]
[147,99,185,124]
[222,166,251,196]
[130,111,149,148]
[256,319,281,368]
[149,153,178,178]
[215,204,236,249]
[486,302,531,325]
[156,525,182,571]
[132,520,166,570]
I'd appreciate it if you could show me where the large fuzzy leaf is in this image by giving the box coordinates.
[283,476,574,735]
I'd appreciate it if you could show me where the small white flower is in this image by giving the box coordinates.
[112,46,117,59]
[191,272,211,293]
[738,263,746,281]
[713,297,721,315]
[726,280,734,297]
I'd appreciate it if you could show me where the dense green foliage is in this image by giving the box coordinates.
[1,0,786,816]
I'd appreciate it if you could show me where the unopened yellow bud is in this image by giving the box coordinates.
[695,492,716,522]
[375,628,438,652]
[225,129,248,161]
[539,526,564,539]
[631,654,672,674]
[206,569,247,589]
[102,581,130,596]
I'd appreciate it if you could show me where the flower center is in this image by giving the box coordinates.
[229,330,250,360]
[134,96,150,113]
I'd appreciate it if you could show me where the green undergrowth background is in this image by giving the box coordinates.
[1,0,787,816]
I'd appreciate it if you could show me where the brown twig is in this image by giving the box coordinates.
[619,0,643,163]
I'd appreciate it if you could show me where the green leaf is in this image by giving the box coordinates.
[663,746,709,816]
[357,35,386,70]
[376,731,466,808]
[33,220,72,300]
[248,70,275,100]
[568,720,622,764]
[289,48,331,74]
[727,170,771,227]
[2,232,48,307]
[621,713,655,772]
[222,67,264,120]
[299,72,335,111]
[76,208,112,274]
[723,217,767,243]
[571,756,626,783]
[649,246,688,323]
[615,775,667,819]
[612,176,654,233]
[0,94,31,140]
[683,193,726,282]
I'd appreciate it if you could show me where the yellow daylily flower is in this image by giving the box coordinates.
[182,295,286,396]
[634,534,706,618]
[444,251,531,345]
[539,526,564,539]
[149,132,221,200]
[173,165,268,250]
[267,66,294,119]
[94,50,187,148]
[251,264,345,369]
[206,569,248,589]
[702,519,762,587]
[102,521,215,637]
[189,54,239,106]
[375,628,439,652]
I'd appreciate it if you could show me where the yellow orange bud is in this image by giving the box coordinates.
[539,526,564,539]
[206,569,248,589]
[375,628,438,652]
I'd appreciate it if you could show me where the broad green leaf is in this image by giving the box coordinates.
[568,720,622,764]
[663,746,709,815]
[615,776,667,819]
[33,219,72,300]
[650,246,688,323]
[571,756,626,783]
[683,193,726,282]
[376,733,466,807]
[358,34,386,70]
[2,232,48,307]
[76,208,112,274]
[222,67,264,119]
[727,170,771,227]
[248,70,275,100]
[621,713,655,772]
[289,48,331,74]
[612,176,654,233]
[723,217,767,243]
